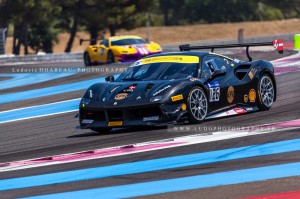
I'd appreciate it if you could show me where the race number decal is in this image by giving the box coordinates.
[207,81,220,102]
[209,87,220,102]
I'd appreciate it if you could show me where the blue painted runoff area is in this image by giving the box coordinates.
[0,76,112,104]
[0,73,77,90]
[22,161,300,199]
[0,99,80,123]
[1,138,300,191]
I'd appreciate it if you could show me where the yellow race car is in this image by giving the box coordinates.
[81,35,162,66]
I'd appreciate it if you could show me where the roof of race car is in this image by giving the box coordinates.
[109,35,142,41]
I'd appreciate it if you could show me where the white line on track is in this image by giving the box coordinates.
[0,119,299,172]
[0,110,77,124]
[0,98,80,113]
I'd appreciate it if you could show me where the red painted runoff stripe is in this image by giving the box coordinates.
[240,190,300,199]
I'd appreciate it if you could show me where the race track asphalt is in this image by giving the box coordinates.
[0,50,299,199]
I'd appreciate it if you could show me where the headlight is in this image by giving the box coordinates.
[80,98,90,108]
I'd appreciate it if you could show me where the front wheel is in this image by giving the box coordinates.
[107,51,115,64]
[187,86,208,124]
[257,74,275,111]
[84,52,91,67]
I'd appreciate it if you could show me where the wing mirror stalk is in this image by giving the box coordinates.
[206,70,226,82]
[105,76,115,82]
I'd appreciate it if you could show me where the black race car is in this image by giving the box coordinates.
[79,40,283,133]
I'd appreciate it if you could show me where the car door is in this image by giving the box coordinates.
[98,39,110,63]
[201,55,233,111]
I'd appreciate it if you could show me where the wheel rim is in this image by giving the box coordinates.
[189,88,208,120]
[260,76,274,107]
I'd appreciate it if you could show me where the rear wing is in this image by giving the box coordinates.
[79,38,102,45]
[179,39,284,61]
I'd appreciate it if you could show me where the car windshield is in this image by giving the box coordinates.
[116,62,198,81]
[111,38,147,46]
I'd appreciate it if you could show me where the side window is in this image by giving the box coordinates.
[201,60,213,79]
[201,56,227,79]
[100,40,109,47]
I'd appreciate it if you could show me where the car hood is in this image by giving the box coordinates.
[113,44,161,54]
[85,79,186,107]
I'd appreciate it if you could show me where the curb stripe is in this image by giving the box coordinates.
[1,136,300,191]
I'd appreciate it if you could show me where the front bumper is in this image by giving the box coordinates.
[79,103,187,129]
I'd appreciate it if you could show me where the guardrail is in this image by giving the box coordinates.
[0,33,296,65]
[0,52,83,65]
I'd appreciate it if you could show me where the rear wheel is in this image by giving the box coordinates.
[187,86,208,124]
[84,52,91,66]
[107,51,115,63]
[257,74,275,111]
[91,127,111,133]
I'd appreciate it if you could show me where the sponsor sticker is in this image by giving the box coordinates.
[110,86,120,93]
[234,108,247,114]
[233,59,240,63]
[249,89,256,102]
[272,39,283,53]
[82,119,93,124]
[153,85,171,96]
[227,86,235,103]
[143,116,159,122]
[246,107,253,111]
[248,68,257,80]
[207,81,219,88]
[190,78,199,81]
[171,94,183,102]
[108,121,123,126]
[123,84,137,93]
[244,94,248,103]
[133,55,199,66]
[114,93,128,100]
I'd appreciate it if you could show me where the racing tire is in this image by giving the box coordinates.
[107,51,115,64]
[84,52,91,67]
[91,127,112,133]
[187,86,208,124]
[257,74,275,111]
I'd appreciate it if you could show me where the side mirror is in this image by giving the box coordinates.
[209,70,226,81]
[99,44,106,48]
[105,76,114,82]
